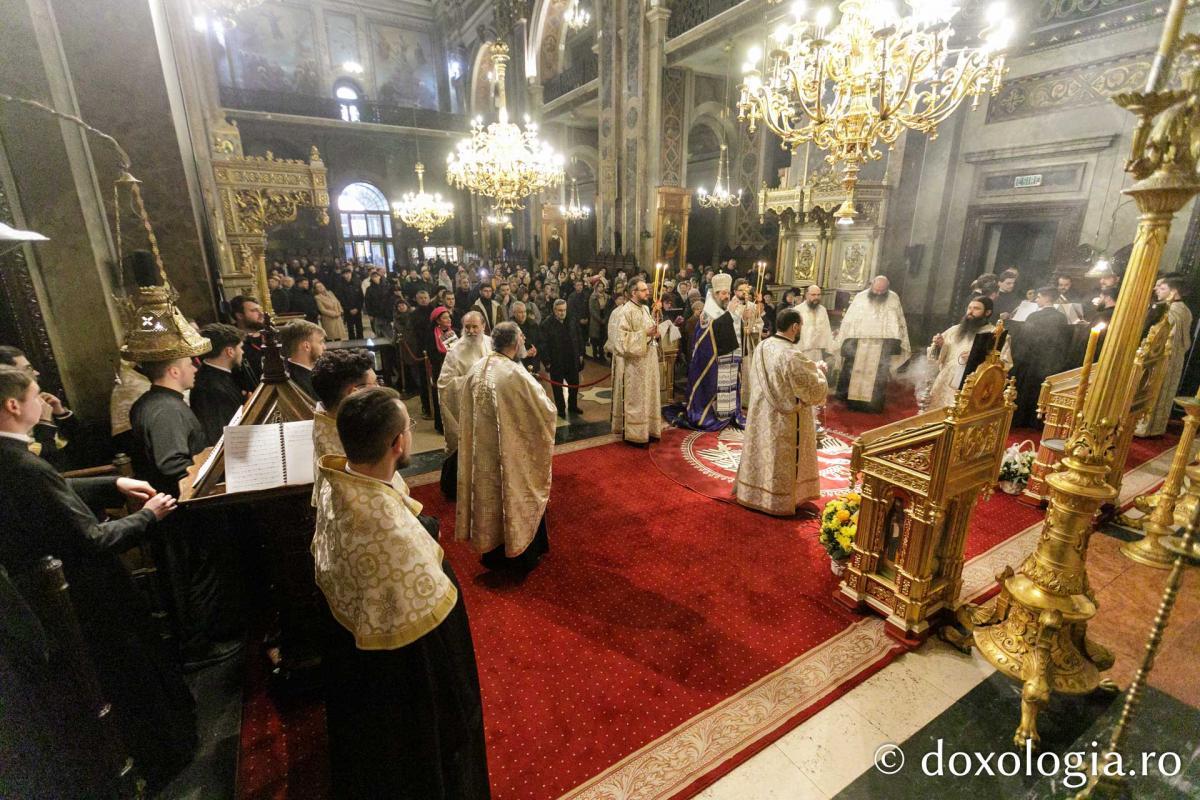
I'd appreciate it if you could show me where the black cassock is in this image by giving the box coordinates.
[288,360,317,401]
[1010,307,1071,428]
[0,437,196,792]
[190,362,245,446]
[130,385,237,656]
[320,557,491,800]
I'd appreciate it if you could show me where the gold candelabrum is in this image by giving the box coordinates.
[1123,392,1200,567]
[959,4,1200,748]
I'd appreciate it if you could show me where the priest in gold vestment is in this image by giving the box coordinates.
[310,348,420,515]
[312,387,489,799]
[735,307,828,515]
[456,322,556,571]
[610,279,663,444]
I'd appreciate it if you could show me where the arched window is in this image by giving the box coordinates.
[337,182,394,267]
[334,81,361,122]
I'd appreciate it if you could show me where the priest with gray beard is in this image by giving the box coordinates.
[835,276,910,412]
[436,311,492,499]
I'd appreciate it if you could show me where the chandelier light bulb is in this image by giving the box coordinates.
[747,45,763,64]
[986,1,1007,25]
[791,0,807,20]
[815,6,833,30]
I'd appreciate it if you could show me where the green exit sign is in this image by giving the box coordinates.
[1013,174,1043,188]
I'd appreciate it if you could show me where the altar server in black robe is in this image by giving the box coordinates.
[281,319,326,400]
[191,323,247,446]
[0,365,196,792]
[313,388,490,799]
[1010,286,1071,428]
[130,356,241,668]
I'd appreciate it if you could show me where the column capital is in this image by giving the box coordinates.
[646,5,672,24]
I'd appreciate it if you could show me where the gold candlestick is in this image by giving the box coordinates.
[967,6,1200,748]
[1075,464,1200,799]
[1123,394,1200,567]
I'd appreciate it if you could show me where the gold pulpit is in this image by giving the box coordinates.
[838,349,1016,641]
[1021,318,1171,507]
[212,138,330,312]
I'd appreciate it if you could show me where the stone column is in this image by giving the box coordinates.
[639,2,670,267]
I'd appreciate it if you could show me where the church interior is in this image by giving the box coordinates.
[3,0,1200,798]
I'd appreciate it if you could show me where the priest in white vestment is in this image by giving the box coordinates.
[927,296,1002,410]
[798,285,834,364]
[1138,276,1193,437]
[610,279,663,444]
[436,311,492,498]
[456,322,557,571]
[310,347,421,515]
[735,307,828,515]
[835,276,910,412]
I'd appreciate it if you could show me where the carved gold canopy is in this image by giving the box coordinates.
[212,140,329,310]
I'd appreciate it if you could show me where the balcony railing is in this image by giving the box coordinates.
[543,53,599,103]
[667,0,746,38]
[219,86,470,132]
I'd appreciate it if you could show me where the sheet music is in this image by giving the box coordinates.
[281,420,314,486]
[1010,301,1039,322]
[223,425,286,494]
[223,420,315,494]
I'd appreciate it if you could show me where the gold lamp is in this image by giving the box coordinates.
[739,0,1013,220]
[392,162,455,241]
[446,42,564,211]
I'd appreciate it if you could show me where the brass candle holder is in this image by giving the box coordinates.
[1123,394,1200,567]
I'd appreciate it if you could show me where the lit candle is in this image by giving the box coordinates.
[1074,322,1106,420]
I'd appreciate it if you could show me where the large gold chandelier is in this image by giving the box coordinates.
[392,162,455,241]
[447,42,564,211]
[560,177,591,221]
[739,0,1013,221]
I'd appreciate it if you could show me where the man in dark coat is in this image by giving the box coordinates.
[541,299,581,418]
[0,365,196,792]
[131,356,241,669]
[191,323,247,446]
[565,279,590,361]
[364,270,394,338]
[269,275,292,315]
[290,277,320,323]
[335,268,365,340]
[1010,286,1071,428]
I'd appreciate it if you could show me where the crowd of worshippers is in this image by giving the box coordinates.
[2,247,1193,797]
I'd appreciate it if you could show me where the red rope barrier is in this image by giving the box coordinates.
[537,368,612,389]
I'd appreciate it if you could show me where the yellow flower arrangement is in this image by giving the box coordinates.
[820,490,862,561]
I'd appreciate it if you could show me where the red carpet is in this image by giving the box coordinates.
[649,426,854,503]
[235,403,1179,800]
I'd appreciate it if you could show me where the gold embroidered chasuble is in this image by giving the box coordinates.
[311,408,420,514]
[437,334,493,453]
[837,289,910,403]
[926,323,996,410]
[735,336,828,515]
[312,456,457,650]
[456,353,556,556]
[610,301,663,443]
